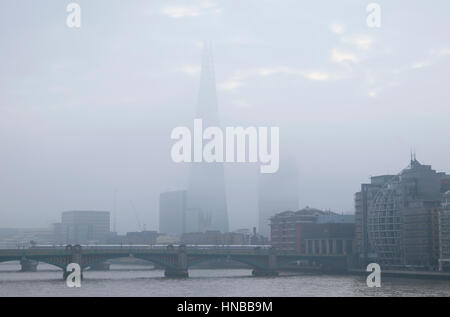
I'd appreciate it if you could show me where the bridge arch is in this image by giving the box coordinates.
[0,256,66,270]
[186,254,267,270]
[133,255,180,270]
[33,258,66,270]
[79,254,181,271]
[0,258,22,265]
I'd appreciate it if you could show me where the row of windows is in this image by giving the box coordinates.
[368,217,401,224]
[369,224,401,231]
[370,231,400,238]
[369,210,398,217]
[372,238,397,245]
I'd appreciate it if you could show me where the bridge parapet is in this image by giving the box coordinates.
[0,246,350,278]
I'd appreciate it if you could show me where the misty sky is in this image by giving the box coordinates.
[1,0,450,233]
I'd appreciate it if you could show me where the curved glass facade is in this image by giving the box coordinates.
[368,187,403,266]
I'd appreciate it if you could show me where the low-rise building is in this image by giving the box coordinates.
[124,231,158,245]
[0,227,54,248]
[270,207,355,255]
[181,230,224,245]
[180,228,268,246]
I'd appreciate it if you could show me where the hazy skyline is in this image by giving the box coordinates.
[1,0,450,233]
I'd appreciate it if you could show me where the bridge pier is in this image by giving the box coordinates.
[164,246,189,278]
[252,250,279,277]
[20,258,38,272]
[62,244,84,280]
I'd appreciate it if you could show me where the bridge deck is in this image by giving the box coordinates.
[0,247,347,258]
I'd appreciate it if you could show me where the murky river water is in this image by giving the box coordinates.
[1,262,450,297]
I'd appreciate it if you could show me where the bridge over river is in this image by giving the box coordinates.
[0,245,349,278]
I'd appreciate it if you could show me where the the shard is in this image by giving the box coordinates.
[186,41,229,233]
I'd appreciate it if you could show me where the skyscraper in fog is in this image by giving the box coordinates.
[258,159,299,237]
[54,210,110,244]
[186,42,229,233]
[159,189,187,236]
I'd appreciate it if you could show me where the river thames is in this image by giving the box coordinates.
[1,262,450,297]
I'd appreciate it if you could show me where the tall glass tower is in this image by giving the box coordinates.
[186,42,229,233]
[258,158,299,237]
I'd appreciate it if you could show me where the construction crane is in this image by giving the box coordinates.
[129,200,143,232]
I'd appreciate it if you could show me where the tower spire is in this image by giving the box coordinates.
[196,40,218,123]
[187,41,229,233]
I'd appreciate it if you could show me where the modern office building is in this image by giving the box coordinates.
[258,159,299,237]
[184,207,212,233]
[354,175,394,264]
[159,189,187,236]
[437,191,450,271]
[355,156,450,269]
[186,41,229,233]
[54,210,110,244]
[270,207,354,254]
[159,189,214,235]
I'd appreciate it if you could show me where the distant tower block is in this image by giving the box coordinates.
[258,158,299,237]
[187,41,229,233]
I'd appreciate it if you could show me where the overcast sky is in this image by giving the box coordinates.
[1,0,450,233]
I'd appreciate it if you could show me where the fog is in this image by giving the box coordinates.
[1,0,449,233]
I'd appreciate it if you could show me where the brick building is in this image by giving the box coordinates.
[270,207,354,255]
